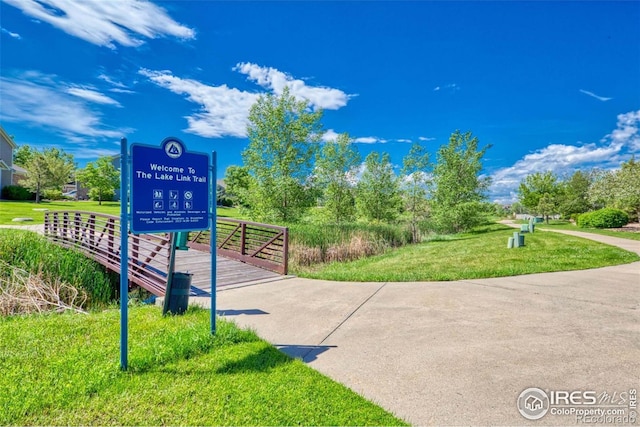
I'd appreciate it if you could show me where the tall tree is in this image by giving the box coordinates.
[242,86,323,222]
[401,142,431,242]
[356,151,402,223]
[430,130,491,233]
[76,156,120,205]
[23,148,75,203]
[315,133,361,223]
[13,145,34,167]
[517,171,560,222]
[557,170,593,219]
[223,165,252,208]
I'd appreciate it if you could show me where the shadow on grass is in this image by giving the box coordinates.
[216,345,292,374]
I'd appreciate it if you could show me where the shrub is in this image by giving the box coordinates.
[577,208,629,229]
[89,188,115,202]
[42,189,64,200]
[0,229,117,307]
[1,185,35,201]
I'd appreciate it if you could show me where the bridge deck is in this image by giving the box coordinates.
[174,249,283,296]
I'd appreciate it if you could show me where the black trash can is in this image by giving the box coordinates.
[166,272,192,315]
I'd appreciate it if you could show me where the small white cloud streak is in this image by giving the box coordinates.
[489,109,640,203]
[579,89,612,102]
[3,0,194,49]
[1,27,21,39]
[234,62,352,110]
[419,136,436,141]
[139,68,258,138]
[354,136,379,144]
[321,129,341,142]
[67,86,121,106]
[0,72,127,140]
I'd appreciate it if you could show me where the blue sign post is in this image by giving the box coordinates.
[120,137,216,371]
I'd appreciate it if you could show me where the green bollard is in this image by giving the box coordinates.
[513,231,524,248]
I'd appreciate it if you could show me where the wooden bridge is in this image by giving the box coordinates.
[43,211,289,297]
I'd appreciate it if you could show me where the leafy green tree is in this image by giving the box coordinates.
[590,158,640,222]
[430,130,491,233]
[315,133,361,223]
[537,193,556,223]
[13,145,34,167]
[356,151,402,223]
[76,156,119,205]
[557,170,593,219]
[23,148,75,203]
[223,165,252,208]
[242,86,323,222]
[517,171,560,222]
[401,142,431,242]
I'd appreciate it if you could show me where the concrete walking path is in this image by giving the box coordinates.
[206,226,639,425]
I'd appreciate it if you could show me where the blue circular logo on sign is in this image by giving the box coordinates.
[162,137,184,159]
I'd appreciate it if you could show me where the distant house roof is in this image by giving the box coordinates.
[0,126,18,149]
[12,164,27,175]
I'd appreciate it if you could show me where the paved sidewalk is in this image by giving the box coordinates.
[203,229,640,425]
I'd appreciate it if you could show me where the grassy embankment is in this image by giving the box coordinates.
[0,306,406,426]
[0,228,405,425]
[294,223,639,281]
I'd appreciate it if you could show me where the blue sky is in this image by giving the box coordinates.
[1,0,639,204]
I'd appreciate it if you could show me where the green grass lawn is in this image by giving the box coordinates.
[533,220,640,241]
[0,306,406,426]
[296,224,639,282]
[0,200,244,225]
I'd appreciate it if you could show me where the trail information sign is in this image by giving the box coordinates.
[130,137,210,233]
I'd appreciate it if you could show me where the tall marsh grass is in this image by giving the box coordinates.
[288,223,412,268]
[0,229,116,308]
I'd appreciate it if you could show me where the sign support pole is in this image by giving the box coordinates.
[120,137,129,371]
[162,233,177,315]
[210,151,217,335]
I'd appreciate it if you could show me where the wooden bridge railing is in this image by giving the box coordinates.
[43,212,289,296]
[44,211,171,296]
[186,218,289,275]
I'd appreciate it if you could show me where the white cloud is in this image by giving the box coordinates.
[139,68,258,138]
[489,109,640,203]
[0,72,127,140]
[419,136,436,141]
[234,62,352,110]
[579,89,612,102]
[354,136,379,144]
[607,110,640,150]
[3,0,194,49]
[321,129,341,142]
[1,27,21,39]
[434,83,460,93]
[396,138,412,143]
[140,64,354,139]
[67,86,121,106]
